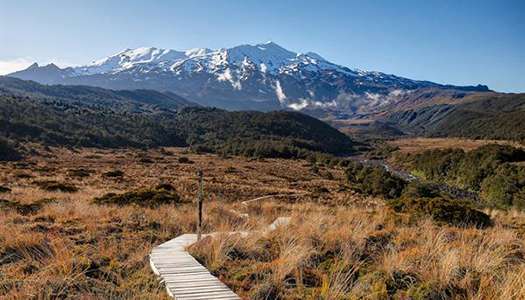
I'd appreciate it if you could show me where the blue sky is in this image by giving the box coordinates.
[0,0,523,92]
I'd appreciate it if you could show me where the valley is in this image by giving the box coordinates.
[0,5,523,297]
[1,71,525,298]
[1,71,525,299]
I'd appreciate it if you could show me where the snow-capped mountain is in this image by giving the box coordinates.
[8,42,489,113]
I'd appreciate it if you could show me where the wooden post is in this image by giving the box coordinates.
[197,170,203,241]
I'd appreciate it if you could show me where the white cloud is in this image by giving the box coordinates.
[0,58,34,75]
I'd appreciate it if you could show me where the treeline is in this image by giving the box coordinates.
[344,160,492,227]
[0,94,184,148]
[396,144,525,210]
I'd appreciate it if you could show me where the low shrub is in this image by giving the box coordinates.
[34,180,78,193]
[0,198,55,215]
[67,168,92,178]
[0,138,21,161]
[178,156,193,164]
[224,166,237,174]
[388,196,492,228]
[14,172,33,179]
[93,184,184,208]
[103,170,124,178]
[0,235,54,266]
[0,186,11,193]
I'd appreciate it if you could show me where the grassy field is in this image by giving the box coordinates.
[0,145,357,298]
[1,146,525,299]
[387,137,524,154]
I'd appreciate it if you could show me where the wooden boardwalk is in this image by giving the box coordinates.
[150,217,290,299]
[150,234,240,300]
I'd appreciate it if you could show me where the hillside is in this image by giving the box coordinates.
[0,78,354,156]
[0,76,194,112]
[176,107,354,157]
[384,93,525,142]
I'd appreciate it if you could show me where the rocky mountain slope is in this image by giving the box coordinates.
[8,42,489,114]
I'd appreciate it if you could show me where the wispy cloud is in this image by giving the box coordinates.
[0,58,34,75]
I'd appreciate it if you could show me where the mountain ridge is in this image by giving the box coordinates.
[8,42,490,114]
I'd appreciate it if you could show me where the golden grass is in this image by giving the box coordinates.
[388,137,524,154]
[0,146,359,298]
[190,203,525,299]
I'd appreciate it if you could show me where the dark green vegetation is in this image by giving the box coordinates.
[34,180,79,193]
[0,77,354,158]
[94,184,185,208]
[0,80,186,148]
[0,138,21,161]
[177,156,193,164]
[386,93,525,142]
[389,182,492,228]
[345,161,407,199]
[0,198,55,215]
[103,170,125,178]
[345,161,492,227]
[396,144,525,210]
[178,107,354,158]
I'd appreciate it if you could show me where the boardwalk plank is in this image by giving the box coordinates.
[149,233,240,299]
[150,218,290,299]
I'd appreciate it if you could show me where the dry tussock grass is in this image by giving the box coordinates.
[190,203,525,299]
[0,146,358,299]
[1,146,525,299]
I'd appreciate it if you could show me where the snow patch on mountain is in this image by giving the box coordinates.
[8,41,488,114]
[217,68,242,90]
[70,42,355,78]
[275,81,286,103]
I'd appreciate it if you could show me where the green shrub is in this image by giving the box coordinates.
[402,182,441,198]
[345,161,407,199]
[399,144,525,210]
[388,196,492,228]
[480,164,525,209]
